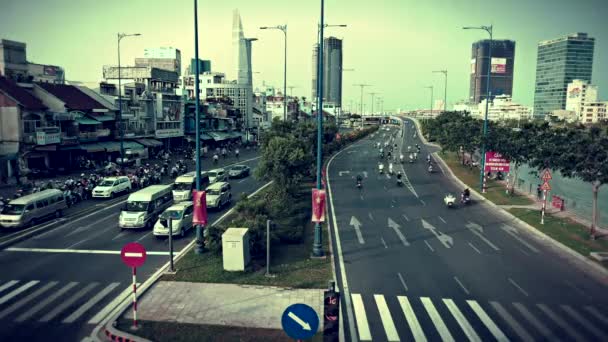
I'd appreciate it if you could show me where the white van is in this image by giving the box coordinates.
[92,176,131,199]
[0,189,67,229]
[172,171,210,202]
[119,185,173,229]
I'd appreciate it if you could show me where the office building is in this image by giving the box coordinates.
[137,47,182,76]
[312,37,343,107]
[469,39,515,103]
[565,79,598,120]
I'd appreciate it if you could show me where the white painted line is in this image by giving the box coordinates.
[398,296,426,342]
[443,298,481,342]
[453,276,470,295]
[65,214,116,238]
[421,297,454,342]
[0,281,58,320]
[111,231,129,241]
[374,294,400,341]
[402,214,410,222]
[585,306,608,325]
[424,241,435,252]
[490,301,534,342]
[420,199,426,206]
[63,282,120,323]
[88,283,140,324]
[467,300,508,342]
[0,280,18,293]
[513,302,555,340]
[519,248,530,256]
[16,282,79,322]
[368,213,374,221]
[563,281,591,300]
[360,194,364,201]
[467,242,482,254]
[0,280,39,305]
[500,224,540,253]
[381,237,388,249]
[237,179,246,183]
[39,282,98,322]
[508,278,529,297]
[537,304,585,341]
[33,220,68,239]
[66,238,89,250]
[352,294,372,341]
[397,272,408,291]
[4,247,170,255]
[561,305,607,340]
[137,231,152,242]
[124,252,143,258]
[468,227,500,251]
[438,216,446,224]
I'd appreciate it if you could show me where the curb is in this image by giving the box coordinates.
[408,117,608,284]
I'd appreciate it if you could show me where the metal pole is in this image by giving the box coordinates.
[444,71,448,112]
[430,86,433,116]
[480,28,492,192]
[315,24,322,124]
[131,267,137,329]
[360,86,363,115]
[168,217,174,272]
[266,219,271,276]
[312,0,325,258]
[117,34,124,161]
[194,0,204,254]
[370,93,375,116]
[283,28,287,121]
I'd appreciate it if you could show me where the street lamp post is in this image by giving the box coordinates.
[117,32,141,161]
[425,86,433,117]
[193,0,204,254]
[354,84,371,115]
[432,70,448,112]
[260,25,287,121]
[368,92,378,116]
[463,25,493,192]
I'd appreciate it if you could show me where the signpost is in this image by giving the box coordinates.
[540,169,552,225]
[281,303,319,340]
[120,242,147,329]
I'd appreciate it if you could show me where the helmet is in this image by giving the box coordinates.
[81,173,85,177]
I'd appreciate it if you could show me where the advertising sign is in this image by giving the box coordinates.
[491,58,507,73]
[484,151,510,172]
[568,87,581,99]
[192,190,208,225]
[470,58,476,74]
[43,65,59,76]
[312,189,326,223]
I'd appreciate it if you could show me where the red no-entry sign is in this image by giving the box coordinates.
[121,242,147,268]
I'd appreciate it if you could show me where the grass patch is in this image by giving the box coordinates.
[441,151,533,206]
[116,318,324,342]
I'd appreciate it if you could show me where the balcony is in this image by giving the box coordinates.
[78,129,111,142]
[60,134,79,145]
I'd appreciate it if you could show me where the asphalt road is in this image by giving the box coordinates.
[327,122,608,342]
[0,154,264,342]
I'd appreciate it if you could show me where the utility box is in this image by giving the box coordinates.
[222,228,250,271]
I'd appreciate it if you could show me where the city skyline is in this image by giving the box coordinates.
[0,0,606,111]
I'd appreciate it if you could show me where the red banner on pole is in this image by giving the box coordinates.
[484,151,510,172]
[312,189,326,223]
[192,190,208,225]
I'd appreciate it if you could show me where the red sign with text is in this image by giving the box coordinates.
[484,151,510,172]
[121,242,147,268]
[192,190,208,225]
[312,189,326,223]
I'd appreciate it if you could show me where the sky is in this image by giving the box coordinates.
[1,0,607,112]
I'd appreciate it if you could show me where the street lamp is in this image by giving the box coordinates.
[193,0,204,254]
[117,32,141,161]
[368,92,378,116]
[463,25,493,192]
[260,25,287,121]
[424,86,433,117]
[354,84,371,115]
[432,70,448,112]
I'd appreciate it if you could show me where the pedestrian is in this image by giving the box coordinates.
[213,154,219,165]
[235,148,240,160]
[221,147,227,159]
[536,184,542,200]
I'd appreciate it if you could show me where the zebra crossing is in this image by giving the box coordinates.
[351,292,608,341]
[0,279,128,325]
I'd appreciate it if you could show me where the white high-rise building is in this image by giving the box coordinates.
[565,79,598,121]
[475,95,533,121]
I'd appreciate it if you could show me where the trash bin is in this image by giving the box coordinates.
[222,228,250,271]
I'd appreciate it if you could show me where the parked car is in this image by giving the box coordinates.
[207,168,227,184]
[153,201,194,238]
[205,182,231,209]
[228,165,250,178]
[92,176,132,199]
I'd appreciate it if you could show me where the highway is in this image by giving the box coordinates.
[327,120,608,341]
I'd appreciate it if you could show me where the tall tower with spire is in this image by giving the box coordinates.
[232,9,256,85]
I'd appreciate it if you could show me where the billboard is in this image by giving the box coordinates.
[484,151,510,172]
[568,87,581,99]
[491,58,507,73]
[470,59,476,74]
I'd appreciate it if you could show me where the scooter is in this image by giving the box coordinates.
[428,165,434,173]
[356,180,362,189]
[389,164,394,175]
[444,194,456,208]
[379,164,384,174]
[400,155,404,163]
[461,193,471,205]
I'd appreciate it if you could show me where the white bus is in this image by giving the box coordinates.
[172,171,209,202]
[119,185,173,229]
[0,189,67,229]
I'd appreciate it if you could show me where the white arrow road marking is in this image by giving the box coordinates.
[112,231,129,241]
[465,222,500,251]
[388,217,410,246]
[339,171,351,176]
[362,171,368,178]
[421,219,453,248]
[350,216,365,244]
[288,311,312,331]
[500,224,540,253]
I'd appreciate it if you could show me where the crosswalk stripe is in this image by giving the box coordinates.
[39,282,98,322]
[352,294,372,341]
[466,300,508,342]
[0,280,19,294]
[537,304,585,341]
[374,294,400,341]
[0,280,39,306]
[443,299,481,342]
[398,296,427,342]
[62,282,120,323]
[585,306,608,325]
[513,302,555,340]
[490,301,534,342]
[88,283,140,324]
[0,281,58,320]
[15,282,79,322]
[421,297,454,342]
[561,305,608,340]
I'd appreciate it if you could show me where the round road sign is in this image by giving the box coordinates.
[281,303,319,340]
[121,242,147,268]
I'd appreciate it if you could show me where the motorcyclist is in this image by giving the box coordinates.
[378,163,384,173]
[409,153,414,162]
[462,188,471,202]
[396,172,403,185]
[407,146,411,152]
[389,163,394,174]
[428,164,434,173]
[356,174,363,187]
[427,154,431,163]
[400,154,404,163]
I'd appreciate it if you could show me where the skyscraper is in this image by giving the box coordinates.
[533,33,595,117]
[312,37,343,107]
[232,9,256,86]
[469,39,515,104]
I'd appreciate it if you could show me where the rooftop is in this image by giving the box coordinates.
[36,82,108,111]
[0,76,47,110]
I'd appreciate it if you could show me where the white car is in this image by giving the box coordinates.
[205,182,232,209]
[153,201,194,238]
[207,168,228,184]
[92,176,131,199]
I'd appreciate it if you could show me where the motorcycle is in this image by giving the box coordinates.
[444,194,456,208]
[428,165,434,173]
[379,164,384,174]
[461,193,471,205]
[400,154,404,163]
[389,163,394,175]
[396,174,403,186]
[356,179,362,189]
[409,154,414,163]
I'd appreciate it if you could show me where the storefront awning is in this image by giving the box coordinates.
[123,141,144,150]
[135,139,163,147]
[88,114,115,122]
[75,117,101,125]
[97,141,121,152]
[81,143,106,153]
[201,133,214,141]
[207,132,230,141]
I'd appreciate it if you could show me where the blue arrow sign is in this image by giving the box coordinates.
[281,303,319,340]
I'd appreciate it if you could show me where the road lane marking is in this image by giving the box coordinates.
[453,276,470,295]
[368,213,374,221]
[65,214,116,238]
[421,219,453,248]
[500,224,540,253]
[490,301,534,342]
[508,278,529,297]
[39,282,99,322]
[585,306,608,325]
[467,242,482,254]
[397,273,408,291]
[350,216,365,244]
[16,282,79,322]
[537,304,585,341]
[421,297,454,342]
[424,241,435,252]
[374,294,400,341]
[4,247,171,255]
[443,298,480,342]
[352,294,371,341]
[112,231,129,241]
[420,199,426,206]
[88,283,140,324]
[0,280,18,293]
[563,281,591,300]
[0,280,39,305]
[137,232,152,242]
[467,300,508,342]
[438,216,446,224]
[465,222,500,251]
[561,305,607,340]
[398,296,426,342]
[402,214,410,222]
[63,282,120,323]
[238,179,247,183]
[0,281,58,319]
[388,218,409,246]
[381,237,388,249]
[513,302,555,340]
[66,238,89,250]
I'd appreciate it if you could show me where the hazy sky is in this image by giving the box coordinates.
[1,0,606,111]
